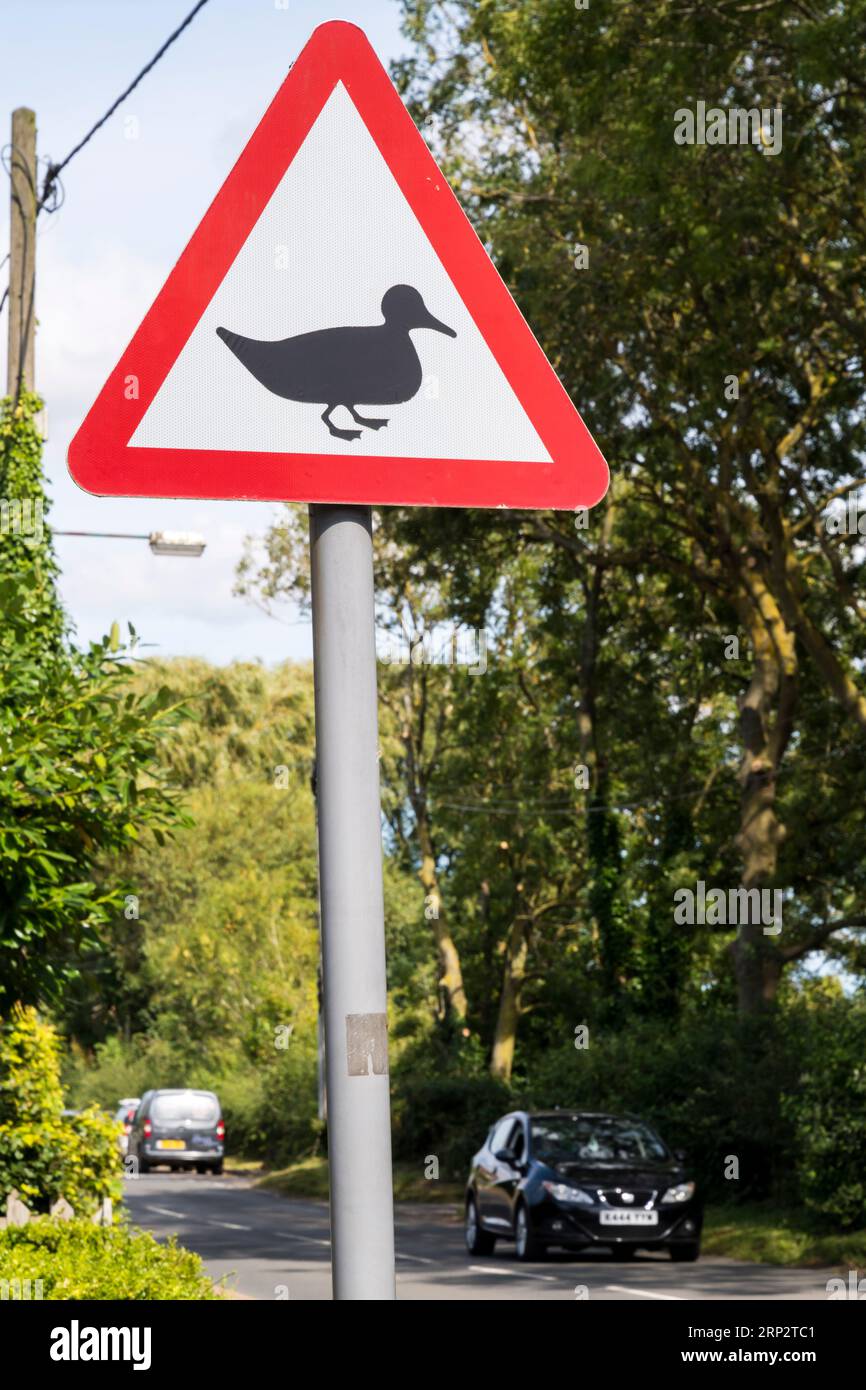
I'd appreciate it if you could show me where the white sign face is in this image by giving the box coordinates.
[131,83,550,465]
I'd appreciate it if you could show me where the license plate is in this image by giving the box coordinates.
[599,1210,658,1226]
[156,1139,185,1150]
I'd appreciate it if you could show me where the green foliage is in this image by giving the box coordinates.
[371,0,866,1079]
[0,393,62,643]
[391,1074,511,1178]
[519,997,866,1227]
[65,1030,322,1170]
[63,1035,175,1110]
[61,659,319,1055]
[60,660,324,1167]
[0,1006,120,1212]
[781,997,866,1228]
[703,1203,866,1269]
[523,1011,799,1203]
[0,1218,216,1299]
[0,1001,64,1123]
[387,0,866,1020]
[0,396,190,1006]
[216,1047,321,1166]
[256,1155,464,1203]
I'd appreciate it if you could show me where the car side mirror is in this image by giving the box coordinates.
[494,1146,518,1165]
[674,1148,687,1162]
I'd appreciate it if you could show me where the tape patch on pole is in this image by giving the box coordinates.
[346,1013,389,1075]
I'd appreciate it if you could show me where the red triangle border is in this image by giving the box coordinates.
[67,21,609,511]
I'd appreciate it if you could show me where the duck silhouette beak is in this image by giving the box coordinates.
[418,309,457,337]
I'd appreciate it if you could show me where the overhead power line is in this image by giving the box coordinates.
[37,0,212,214]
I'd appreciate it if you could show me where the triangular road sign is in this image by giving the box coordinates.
[68,21,608,510]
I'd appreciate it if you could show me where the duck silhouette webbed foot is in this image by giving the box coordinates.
[322,405,361,442]
[349,406,389,431]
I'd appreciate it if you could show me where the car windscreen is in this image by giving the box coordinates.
[530,1115,669,1164]
[150,1093,219,1124]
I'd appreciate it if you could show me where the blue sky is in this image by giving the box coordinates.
[1,0,410,664]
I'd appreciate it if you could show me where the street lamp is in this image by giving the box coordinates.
[53,529,206,557]
[147,531,206,557]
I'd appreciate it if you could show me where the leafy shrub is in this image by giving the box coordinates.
[0,1006,120,1212]
[780,998,866,1228]
[391,1074,511,1178]
[216,1047,321,1166]
[63,1033,182,1109]
[0,1218,216,1299]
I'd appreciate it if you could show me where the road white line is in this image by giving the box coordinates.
[208,1220,252,1231]
[470,1265,557,1282]
[145,1205,186,1219]
[606,1284,682,1301]
[272,1232,431,1262]
[273,1231,331,1247]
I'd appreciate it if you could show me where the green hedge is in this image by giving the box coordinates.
[216,1048,321,1166]
[392,999,866,1226]
[780,998,866,1228]
[0,1006,121,1212]
[391,1074,511,1178]
[0,1218,216,1300]
[519,999,866,1227]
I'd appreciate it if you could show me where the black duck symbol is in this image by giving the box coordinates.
[216,284,456,442]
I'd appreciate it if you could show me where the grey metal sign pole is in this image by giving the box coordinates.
[309,503,396,1301]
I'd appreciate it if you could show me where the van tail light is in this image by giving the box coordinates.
[216,1120,225,1141]
[143,1119,152,1138]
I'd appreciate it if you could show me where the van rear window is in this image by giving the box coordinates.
[151,1093,218,1123]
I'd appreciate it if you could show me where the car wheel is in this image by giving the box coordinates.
[670,1242,700,1262]
[514,1203,544,1262]
[465,1197,496,1256]
[195,1162,208,1174]
[212,1161,224,1176]
[137,1160,149,1174]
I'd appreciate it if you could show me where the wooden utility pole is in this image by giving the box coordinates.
[6,107,37,400]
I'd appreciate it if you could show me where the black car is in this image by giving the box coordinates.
[128,1089,225,1174]
[465,1110,702,1262]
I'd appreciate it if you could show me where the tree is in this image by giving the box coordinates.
[395,0,866,1013]
[61,658,321,1064]
[0,395,188,1006]
[378,579,470,1024]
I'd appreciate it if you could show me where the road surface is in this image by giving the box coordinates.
[123,1172,839,1301]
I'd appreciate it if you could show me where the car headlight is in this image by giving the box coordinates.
[661,1181,695,1204]
[542,1181,594,1205]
